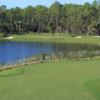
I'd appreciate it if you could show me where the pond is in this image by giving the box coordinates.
[0,41,100,65]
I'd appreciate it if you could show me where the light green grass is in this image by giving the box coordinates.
[8,34,100,45]
[0,59,100,100]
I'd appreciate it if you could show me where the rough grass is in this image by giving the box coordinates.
[0,59,100,100]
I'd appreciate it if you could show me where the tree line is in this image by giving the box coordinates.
[0,0,100,36]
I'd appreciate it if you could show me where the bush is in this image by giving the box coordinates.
[0,33,9,38]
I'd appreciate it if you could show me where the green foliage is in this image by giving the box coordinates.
[0,33,9,38]
[0,1,100,35]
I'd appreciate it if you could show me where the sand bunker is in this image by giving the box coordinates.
[5,37,14,39]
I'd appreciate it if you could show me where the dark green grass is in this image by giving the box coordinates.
[85,79,100,100]
[0,68,24,77]
[0,59,100,100]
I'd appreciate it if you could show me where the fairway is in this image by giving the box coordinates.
[0,59,100,100]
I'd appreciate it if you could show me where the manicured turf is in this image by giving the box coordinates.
[10,34,100,45]
[0,59,100,100]
[86,79,100,100]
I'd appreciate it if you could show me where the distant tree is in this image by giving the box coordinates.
[35,5,48,33]
[49,1,63,33]
[0,0,100,36]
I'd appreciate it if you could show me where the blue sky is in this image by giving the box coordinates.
[0,0,94,8]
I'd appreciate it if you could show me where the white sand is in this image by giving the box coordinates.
[94,36,100,38]
[75,36,82,38]
[5,36,14,39]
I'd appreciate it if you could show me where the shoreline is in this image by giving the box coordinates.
[0,54,100,72]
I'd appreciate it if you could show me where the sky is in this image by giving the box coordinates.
[0,0,94,8]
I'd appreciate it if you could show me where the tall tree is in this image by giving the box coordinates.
[49,1,63,33]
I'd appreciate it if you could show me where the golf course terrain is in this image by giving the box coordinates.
[0,59,100,100]
[0,0,100,99]
[0,34,100,100]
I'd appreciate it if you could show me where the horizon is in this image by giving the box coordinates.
[0,0,94,8]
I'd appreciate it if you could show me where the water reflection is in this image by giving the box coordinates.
[0,41,100,65]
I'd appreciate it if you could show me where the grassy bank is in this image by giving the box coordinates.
[0,59,100,100]
[8,34,100,45]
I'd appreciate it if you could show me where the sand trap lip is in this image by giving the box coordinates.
[94,36,100,38]
[5,37,14,39]
[75,36,82,38]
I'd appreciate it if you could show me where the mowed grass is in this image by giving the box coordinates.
[11,34,100,45]
[0,59,100,100]
[86,79,100,100]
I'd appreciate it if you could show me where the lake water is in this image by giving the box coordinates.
[0,41,100,65]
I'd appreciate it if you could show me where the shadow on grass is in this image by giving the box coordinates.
[85,79,100,100]
[0,68,25,77]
